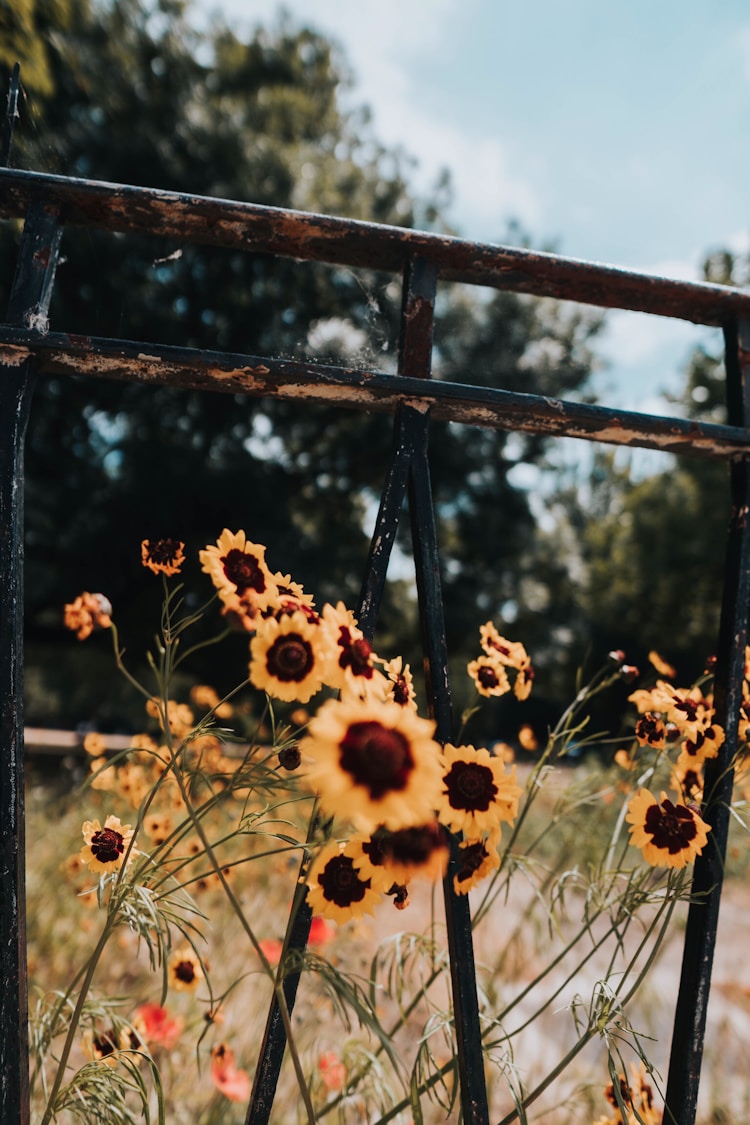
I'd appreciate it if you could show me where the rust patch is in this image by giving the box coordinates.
[0,345,31,367]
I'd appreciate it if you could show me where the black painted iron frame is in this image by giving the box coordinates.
[2,150,750,1125]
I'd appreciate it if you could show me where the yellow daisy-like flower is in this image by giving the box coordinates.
[63,592,112,641]
[381,656,418,710]
[320,601,377,691]
[82,731,107,757]
[190,683,233,719]
[168,946,204,992]
[301,696,442,832]
[270,572,316,611]
[478,623,530,670]
[80,815,135,874]
[249,610,331,704]
[307,840,383,923]
[680,718,724,764]
[453,834,501,895]
[467,655,510,698]
[347,832,401,894]
[437,744,522,837]
[628,679,675,715]
[376,822,449,885]
[199,529,278,613]
[626,788,711,868]
[141,538,185,576]
[83,1027,120,1066]
[634,712,668,749]
[142,811,174,846]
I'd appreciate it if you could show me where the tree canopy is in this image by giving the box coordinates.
[4,0,600,732]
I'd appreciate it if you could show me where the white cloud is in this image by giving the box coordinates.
[205,0,539,236]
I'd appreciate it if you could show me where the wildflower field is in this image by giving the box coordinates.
[26,532,750,1124]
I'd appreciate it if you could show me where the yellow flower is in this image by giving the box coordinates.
[453,834,500,895]
[467,655,510,698]
[478,623,531,670]
[320,601,377,691]
[626,788,711,868]
[375,822,449,884]
[190,684,233,718]
[168,946,204,992]
[381,656,418,710]
[63,592,112,640]
[307,840,383,923]
[83,1027,120,1066]
[141,538,185,576]
[82,731,107,757]
[199,529,278,613]
[347,832,401,894]
[437,744,521,837]
[249,610,332,703]
[301,696,442,832]
[80,815,135,874]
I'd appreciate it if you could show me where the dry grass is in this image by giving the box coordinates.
[24,754,750,1125]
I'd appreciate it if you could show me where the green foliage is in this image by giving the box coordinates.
[0,0,601,730]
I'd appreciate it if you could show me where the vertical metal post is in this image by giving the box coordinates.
[398,255,490,1125]
[662,317,750,1124]
[0,197,62,1125]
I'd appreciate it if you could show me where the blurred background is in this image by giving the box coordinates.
[2,0,746,747]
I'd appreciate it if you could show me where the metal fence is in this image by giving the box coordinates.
[2,66,750,1125]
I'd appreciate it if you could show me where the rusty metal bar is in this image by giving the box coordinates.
[1,328,748,462]
[1,168,750,325]
[662,317,750,1124]
[0,197,62,1125]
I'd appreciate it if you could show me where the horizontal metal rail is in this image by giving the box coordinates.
[2,168,750,325]
[1,327,748,460]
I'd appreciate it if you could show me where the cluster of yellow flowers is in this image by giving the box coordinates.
[618,651,724,869]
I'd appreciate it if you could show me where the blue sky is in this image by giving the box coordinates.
[201,0,750,413]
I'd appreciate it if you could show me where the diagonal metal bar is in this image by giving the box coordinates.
[1,63,21,168]
[244,848,314,1125]
[1,196,62,1125]
[407,411,490,1125]
[662,317,750,1125]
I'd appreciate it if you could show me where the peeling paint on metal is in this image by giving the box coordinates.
[0,346,30,367]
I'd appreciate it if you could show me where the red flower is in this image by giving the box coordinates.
[211,1043,251,1102]
[133,1003,183,1050]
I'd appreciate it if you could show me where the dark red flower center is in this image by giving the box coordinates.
[145,539,182,566]
[266,633,314,682]
[338,628,373,679]
[93,1030,118,1058]
[644,799,698,853]
[636,713,666,745]
[174,959,197,984]
[455,841,488,884]
[361,836,388,867]
[444,760,497,812]
[90,827,125,864]
[339,721,413,799]
[391,675,411,705]
[318,854,370,907]
[221,548,266,595]
[381,823,444,866]
[478,665,502,690]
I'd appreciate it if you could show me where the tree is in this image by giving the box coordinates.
[1,0,600,729]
